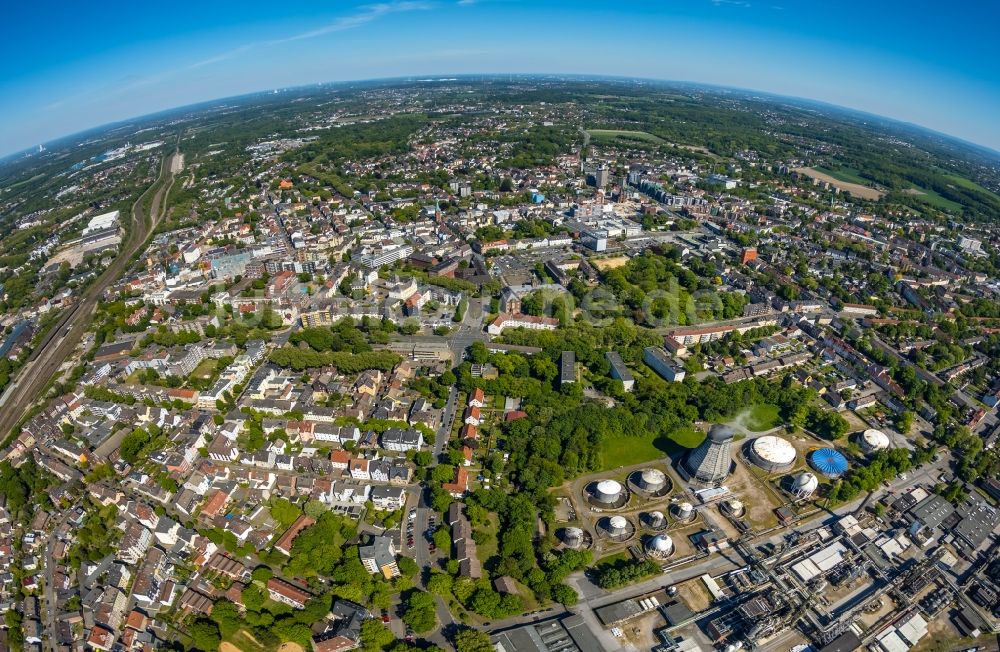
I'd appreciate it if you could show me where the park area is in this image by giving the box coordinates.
[742,404,781,432]
[219,630,302,652]
[598,426,704,470]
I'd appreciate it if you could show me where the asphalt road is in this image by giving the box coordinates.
[434,386,458,461]
[0,149,180,442]
[448,297,486,360]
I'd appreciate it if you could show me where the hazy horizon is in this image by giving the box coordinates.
[5,73,1000,164]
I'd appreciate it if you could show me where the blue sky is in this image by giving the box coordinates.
[2,0,999,156]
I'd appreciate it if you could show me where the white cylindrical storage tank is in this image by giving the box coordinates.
[608,515,628,536]
[637,468,666,493]
[646,533,674,558]
[563,527,584,548]
[674,502,695,521]
[860,429,890,453]
[646,511,666,529]
[594,479,623,504]
[722,499,745,517]
[791,472,819,498]
[749,435,797,472]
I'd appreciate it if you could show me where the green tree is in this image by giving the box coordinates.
[210,600,240,637]
[469,341,489,365]
[427,571,453,596]
[270,498,302,529]
[397,556,419,577]
[433,526,452,551]
[251,565,274,583]
[360,619,396,651]
[401,590,437,633]
[453,628,494,652]
[242,584,267,612]
[551,583,579,606]
[189,618,222,651]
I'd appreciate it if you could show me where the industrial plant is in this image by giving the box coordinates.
[684,424,735,484]
[747,435,797,473]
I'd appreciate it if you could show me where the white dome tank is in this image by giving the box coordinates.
[860,429,890,453]
[646,534,674,557]
[637,468,666,492]
[791,472,819,497]
[722,499,745,517]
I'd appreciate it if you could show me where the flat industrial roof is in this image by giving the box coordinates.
[491,615,603,652]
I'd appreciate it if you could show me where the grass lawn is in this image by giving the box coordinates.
[670,426,706,448]
[908,186,963,212]
[598,426,705,470]
[594,551,630,569]
[943,174,1000,200]
[815,166,869,185]
[190,358,218,379]
[745,404,781,431]
[745,404,781,432]
[224,629,277,652]
[474,512,499,566]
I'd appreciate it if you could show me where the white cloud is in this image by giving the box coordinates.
[38,2,433,114]
[275,1,433,44]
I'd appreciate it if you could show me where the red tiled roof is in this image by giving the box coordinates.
[274,514,316,555]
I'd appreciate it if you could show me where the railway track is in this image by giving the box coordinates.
[0,148,180,442]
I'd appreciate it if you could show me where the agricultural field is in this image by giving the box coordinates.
[814,166,870,185]
[794,167,885,200]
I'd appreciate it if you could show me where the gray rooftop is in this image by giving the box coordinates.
[492,614,603,652]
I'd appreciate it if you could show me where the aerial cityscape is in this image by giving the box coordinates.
[0,4,999,652]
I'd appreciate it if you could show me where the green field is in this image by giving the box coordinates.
[908,186,963,212]
[594,551,629,568]
[598,426,705,469]
[744,404,781,432]
[474,512,499,565]
[815,166,869,185]
[190,358,218,379]
[587,129,664,144]
[944,174,1000,199]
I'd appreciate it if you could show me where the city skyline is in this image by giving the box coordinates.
[2,0,999,157]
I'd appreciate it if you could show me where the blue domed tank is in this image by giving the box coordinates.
[809,448,849,478]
